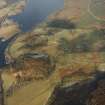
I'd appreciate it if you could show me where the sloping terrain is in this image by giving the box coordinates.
[49,0,105,28]
[7,79,55,105]
[0,0,26,39]
[46,72,105,105]
[3,0,105,105]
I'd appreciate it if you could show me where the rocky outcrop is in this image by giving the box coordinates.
[0,73,4,105]
[87,80,105,105]
[46,71,105,105]
[12,52,56,80]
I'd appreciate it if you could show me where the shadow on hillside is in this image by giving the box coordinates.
[58,29,105,53]
[47,19,76,29]
[46,71,105,105]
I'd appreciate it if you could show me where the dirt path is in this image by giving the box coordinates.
[87,0,105,21]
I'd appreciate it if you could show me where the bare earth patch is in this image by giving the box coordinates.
[0,20,20,39]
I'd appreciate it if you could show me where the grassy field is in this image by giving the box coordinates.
[3,72,15,90]
[6,70,60,105]
[3,0,105,105]
[89,0,105,20]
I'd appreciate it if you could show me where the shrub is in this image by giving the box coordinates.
[47,19,76,29]
[58,37,71,53]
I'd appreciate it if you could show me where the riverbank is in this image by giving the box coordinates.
[0,0,26,39]
[0,0,26,18]
[0,19,20,39]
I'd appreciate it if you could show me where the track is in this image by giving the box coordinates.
[88,0,105,21]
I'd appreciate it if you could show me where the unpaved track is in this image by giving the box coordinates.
[88,0,105,21]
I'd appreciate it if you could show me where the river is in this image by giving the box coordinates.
[0,0,64,68]
[10,0,64,32]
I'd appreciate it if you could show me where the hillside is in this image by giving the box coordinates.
[49,0,105,28]
[3,0,105,105]
[0,0,26,39]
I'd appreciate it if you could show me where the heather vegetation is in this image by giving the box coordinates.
[47,19,76,29]
[1,0,105,105]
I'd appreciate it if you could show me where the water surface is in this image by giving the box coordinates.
[11,0,64,32]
